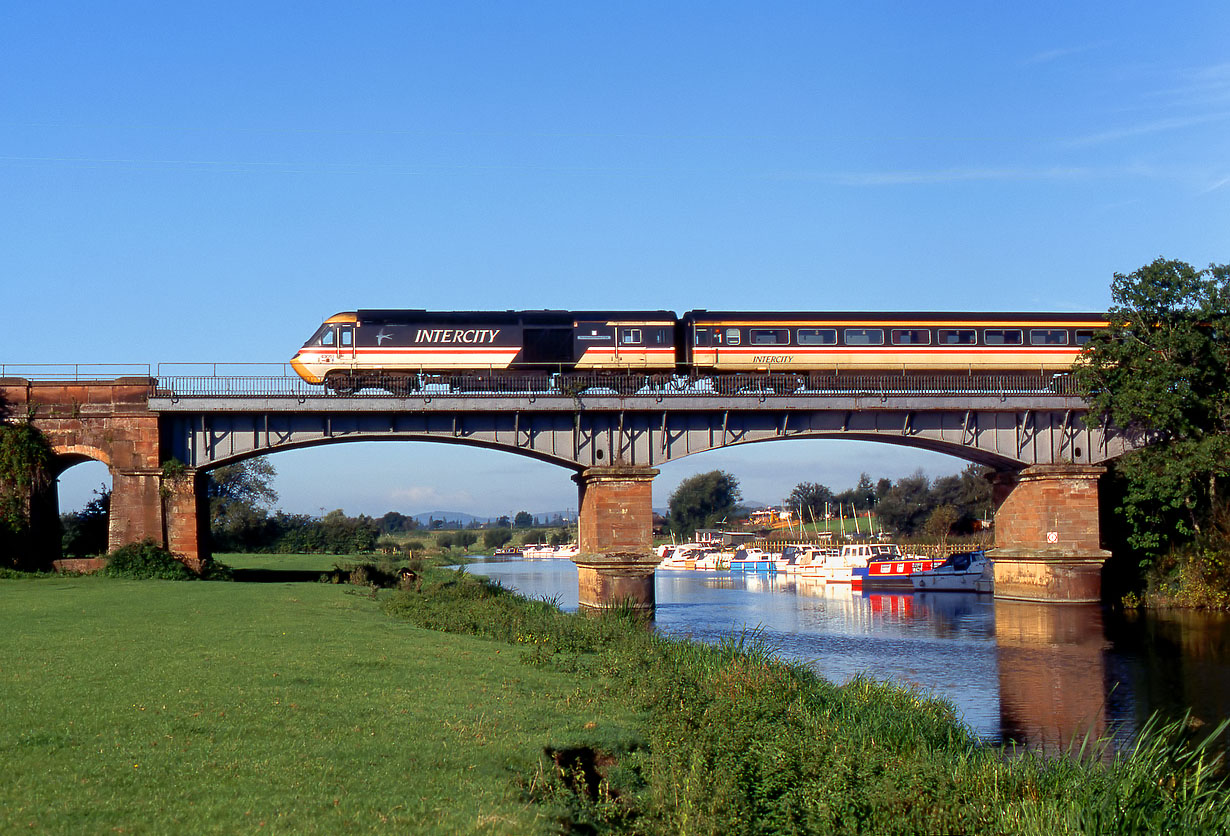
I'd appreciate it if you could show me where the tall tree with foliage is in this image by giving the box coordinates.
[786,481,834,522]
[206,457,279,552]
[1074,258,1230,558]
[875,470,934,536]
[668,470,742,536]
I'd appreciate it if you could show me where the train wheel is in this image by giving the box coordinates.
[324,372,357,395]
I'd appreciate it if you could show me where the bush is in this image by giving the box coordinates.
[484,528,513,549]
[102,540,196,580]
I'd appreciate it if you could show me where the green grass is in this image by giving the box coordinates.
[0,576,639,834]
[7,564,1230,835]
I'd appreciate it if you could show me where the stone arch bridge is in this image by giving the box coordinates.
[1,373,1135,609]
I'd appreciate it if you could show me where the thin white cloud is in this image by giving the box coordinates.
[1063,112,1230,148]
[1022,43,1104,66]
[780,166,1091,186]
[1200,173,1230,194]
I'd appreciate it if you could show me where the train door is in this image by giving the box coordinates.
[337,324,356,367]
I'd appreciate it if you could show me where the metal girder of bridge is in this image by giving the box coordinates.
[151,393,1129,472]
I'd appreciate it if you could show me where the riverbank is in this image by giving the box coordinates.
[388,566,1230,834]
[4,566,1229,834]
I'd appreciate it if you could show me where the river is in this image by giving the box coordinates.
[467,558,1230,753]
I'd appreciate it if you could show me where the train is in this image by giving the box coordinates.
[288,309,1106,392]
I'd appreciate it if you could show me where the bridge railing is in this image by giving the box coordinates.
[0,363,152,380]
[150,371,1083,399]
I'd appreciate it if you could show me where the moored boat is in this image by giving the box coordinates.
[729,547,778,572]
[863,549,945,590]
[800,543,911,584]
[909,550,991,592]
[776,545,828,575]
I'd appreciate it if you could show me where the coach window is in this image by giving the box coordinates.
[1030,329,1069,345]
[1075,329,1095,345]
[844,328,884,346]
[694,328,711,346]
[620,328,642,345]
[983,329,1023,345]
[938,329,976,345]
[796,328,837,345]
[891,329,931,345]
[726,328,741,346]
[750,328,789,345]
[654,328,668,344]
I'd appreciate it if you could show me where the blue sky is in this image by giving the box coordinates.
[4,2,1227,516]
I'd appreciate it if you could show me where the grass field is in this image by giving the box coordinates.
[6,559,1229,834]
[0,574,638,834]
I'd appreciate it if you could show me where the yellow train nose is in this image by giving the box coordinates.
[289,354,322,384]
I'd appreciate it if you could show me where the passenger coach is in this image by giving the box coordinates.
[681,311,1104,374]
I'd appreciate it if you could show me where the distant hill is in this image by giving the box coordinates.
[411,511,481,525]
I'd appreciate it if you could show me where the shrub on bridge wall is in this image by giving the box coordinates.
[0,423,54,569]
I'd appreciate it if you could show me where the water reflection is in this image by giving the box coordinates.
[994,602,1109,753]
[468,559,1230,749]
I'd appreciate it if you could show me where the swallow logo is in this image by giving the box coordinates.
[376,329,394,345]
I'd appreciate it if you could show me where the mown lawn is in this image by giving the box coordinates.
[0,576,637,834]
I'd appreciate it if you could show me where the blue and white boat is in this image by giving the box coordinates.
[729,547,778,572]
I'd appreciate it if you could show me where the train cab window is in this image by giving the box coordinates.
[620,328,642,345]
[694,328,712,347]
[1075,329,1095,345]
[725,328,741,346]
[320,328,336,347]
[983,329,1023,345]
[938,329,977,345]
[891,329,931,345]
[750,328,789,345]
[844,328,884,346]
[796,328,837,345]
[340,329,353,347]
[1030,329,1069,345]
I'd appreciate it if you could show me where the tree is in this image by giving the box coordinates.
[668,470,742,536]
[205,458,280,552]
[924,505,960,555]
[513,511,535,528]
[786,482,834,523]
[60,485,111,557]
[0,423,53,567]
[1074,258,1230,557]
[929,464,993,533]
[378,511,418,534]
[875,470,934,536]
